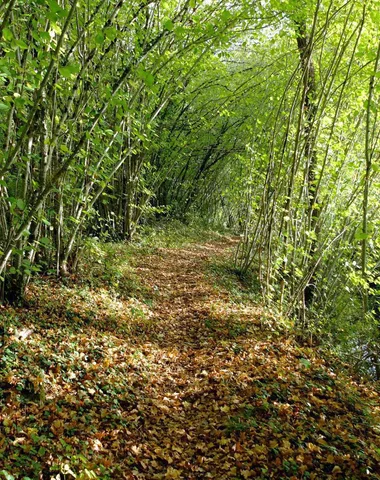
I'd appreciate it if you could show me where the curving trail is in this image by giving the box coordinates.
[126,237,265,479]
[2,238,380,480]
[115,239,380,480]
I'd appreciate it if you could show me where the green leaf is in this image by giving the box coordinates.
[47,0,62,13]
[39,237,51,247]
[104,27,117,41]
[37,446,46,456]
[221,10,232,22]
[40,31,51,42]
[0,103,10,112]
[300,358,311,368]
[137,69,155,87]
[2,28,13,41]
[59,66,73,78]
[163,19,174,31]
[144,72,155,87]
[95,32,105,44]
[355,231,369,241]
[51,22,61,34]
[16,199,26,210]
[15,39,28,50]
[60,144,70,153]
[1,471,15,480]
[174,25,186,38]
[58,63,80,79]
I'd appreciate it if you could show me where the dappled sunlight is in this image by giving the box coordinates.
[2,0,380,477]
[1,239,380,478]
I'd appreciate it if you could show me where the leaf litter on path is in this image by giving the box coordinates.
[1,238,380,479]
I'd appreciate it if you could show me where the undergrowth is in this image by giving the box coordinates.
[135,218,230,249]
[206,257,261,305]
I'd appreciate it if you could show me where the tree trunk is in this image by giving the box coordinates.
[295,19,319,321]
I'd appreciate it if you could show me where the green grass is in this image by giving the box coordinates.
[77,240,150,301]
[207,257,261,304]
[135,218,230,249]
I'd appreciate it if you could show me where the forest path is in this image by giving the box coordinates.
[116,238,380,479]
[2,238,380,480]
[135,236,259,348]
[127,237,268,479]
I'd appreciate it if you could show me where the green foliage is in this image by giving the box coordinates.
[78,239,149,301]
[207,258,261,304]
[0,0,255,303]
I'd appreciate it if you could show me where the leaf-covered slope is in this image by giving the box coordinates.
[1,238,380,479]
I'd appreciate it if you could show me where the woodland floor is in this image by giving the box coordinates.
[1,236,380,479]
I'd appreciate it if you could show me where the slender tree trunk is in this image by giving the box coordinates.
[295,16,319,322]
[362,38,380,316]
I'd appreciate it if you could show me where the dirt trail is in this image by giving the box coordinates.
[2,238,380,480]
[117,239,380,480]
[127,237,266,479]
[135,237,250,346]
[107,240,380,480]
